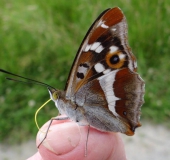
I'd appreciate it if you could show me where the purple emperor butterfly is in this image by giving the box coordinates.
[0,7,145,141]
[49,7,145,136]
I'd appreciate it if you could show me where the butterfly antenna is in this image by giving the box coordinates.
[0,69,56,90]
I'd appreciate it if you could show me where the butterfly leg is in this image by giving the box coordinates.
[85,125,90,157]
[37,116,69,148]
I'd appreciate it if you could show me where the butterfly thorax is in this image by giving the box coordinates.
[50,89,89,126]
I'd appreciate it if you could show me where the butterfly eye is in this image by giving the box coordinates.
[52,91,58,100]
[110,55,120,64]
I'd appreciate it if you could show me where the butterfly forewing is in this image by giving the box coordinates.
[65,7,137,98]
[64,7,145,135]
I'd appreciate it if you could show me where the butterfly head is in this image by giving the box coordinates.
[48,88,60,101]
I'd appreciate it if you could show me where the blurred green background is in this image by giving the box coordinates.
[0,0,169,143]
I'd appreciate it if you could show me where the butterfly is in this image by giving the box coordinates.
[48,7,145,137]
[0,7,145,146]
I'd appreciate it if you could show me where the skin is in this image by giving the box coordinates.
[27,117,127,160]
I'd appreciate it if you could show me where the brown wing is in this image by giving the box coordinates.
[64,7,145,135]
[74,68,145,135]
[65,7,137,100]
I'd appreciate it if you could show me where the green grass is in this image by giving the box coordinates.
[0,0,170,142]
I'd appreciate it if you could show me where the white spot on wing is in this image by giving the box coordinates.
[84,42,104,53]
[97,20,103,28]
[103,69,111,74]
[110,46,118,53]
[76,64,89,81]
[91,42,101,51]
[98,70,120,116]
[134,61,137,68]
[101,23,109,28]
[78,65,88,74]
[97,20,109,29]
[84,44,91,52]
[128,60,134,71]
[94,63,105,73]
[95,45,104,53]
[112,28,117,31]
[119,54,125,60]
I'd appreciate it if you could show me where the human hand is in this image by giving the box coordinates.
[27,117,127,160]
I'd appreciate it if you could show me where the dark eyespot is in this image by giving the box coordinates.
[80,63,89,68]
[110,55,119,64]
[77,72,84,79]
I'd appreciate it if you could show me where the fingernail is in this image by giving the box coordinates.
[37,122,81,155]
